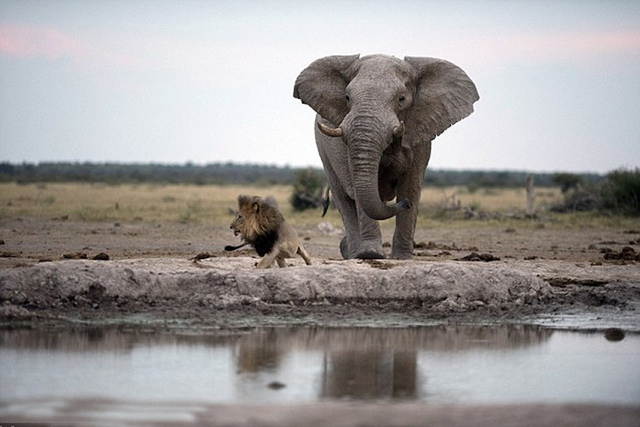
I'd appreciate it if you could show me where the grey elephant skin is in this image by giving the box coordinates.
[294,54,479,259]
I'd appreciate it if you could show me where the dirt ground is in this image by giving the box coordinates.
[1,217,639,330]
[2,216,639,266]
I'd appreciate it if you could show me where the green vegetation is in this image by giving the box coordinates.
[552,168,639,216]
[551,173,583,193]
[1,161,635,217]
[0,162,297,186]
[289,168,326,211]
[600,168,640,216]
[0,161,603,188]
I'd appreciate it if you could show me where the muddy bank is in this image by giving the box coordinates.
[3,400,639,427]
[1,256,639,330]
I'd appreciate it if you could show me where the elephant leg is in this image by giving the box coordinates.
[316,132,362,259]
[329,177,383,259]
[355,202,385,259]
[337,196,363,258]
[391,155,430,259]
[340,236,349,259]
[391,203,418,259]
[322,172,361,259]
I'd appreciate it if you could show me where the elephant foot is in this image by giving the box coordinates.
[355,241,385,259]
[355,249,386,259]
[391,240,414,259]
[341,237,386,259]
[340,236,350,259]
[391,251,413,260]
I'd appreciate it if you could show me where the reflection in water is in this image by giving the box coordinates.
[230,326,553,400]
[323,348,418,399]
[237,328,283,373]
[1,325,638,408]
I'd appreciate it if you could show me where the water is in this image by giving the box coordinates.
[1,325,639,412]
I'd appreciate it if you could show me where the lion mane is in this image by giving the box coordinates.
[230,195,312,268]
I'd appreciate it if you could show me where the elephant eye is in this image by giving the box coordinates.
[398,95,406,103]
[345,94,350,102]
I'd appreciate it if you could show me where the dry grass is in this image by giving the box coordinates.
[418,186,562,212]
[0,182,634,230]
[0,182,289,225]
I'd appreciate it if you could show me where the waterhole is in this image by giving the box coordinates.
[1,325,638,422]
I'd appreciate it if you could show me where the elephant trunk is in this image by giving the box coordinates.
[348,117,411,220]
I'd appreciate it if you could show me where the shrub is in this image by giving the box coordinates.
[552,173,583,193]
[290,168,326,211]
[600,168,640,216]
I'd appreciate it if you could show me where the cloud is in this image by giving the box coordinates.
[0,23,297,93]
[500,29,640,62]
[0,24,79,58]
[437,28,640,75]
[0,24,137,70]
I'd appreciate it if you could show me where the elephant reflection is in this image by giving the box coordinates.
[232,326,552,400]
[322,350,417,399]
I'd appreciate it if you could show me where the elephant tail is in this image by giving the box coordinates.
[321,186,331,217]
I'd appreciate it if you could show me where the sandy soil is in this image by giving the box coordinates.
[3,400,639,427]
[2,217,639,267]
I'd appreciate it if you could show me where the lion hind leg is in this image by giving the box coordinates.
[297,246,312,265]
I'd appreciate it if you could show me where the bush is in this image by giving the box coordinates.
[552,173,583,193]
[290,168,326,211]
[600,168,640,216]
[550,187,599,213]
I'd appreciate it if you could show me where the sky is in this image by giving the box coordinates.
[0,0,639,174]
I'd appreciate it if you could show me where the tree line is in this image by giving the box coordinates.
[0,161,603,188]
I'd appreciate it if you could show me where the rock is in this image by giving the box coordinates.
[0,258,550,313]
[604,246,638,261]
[92,252,110,261]
[63,252,87,259]
[267,381,286,390]
[604,328,625,341]
[317,222,342,236]
[457,252,501,262]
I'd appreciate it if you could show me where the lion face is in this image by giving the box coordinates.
[230,195,282,244]
[230,211,246,237]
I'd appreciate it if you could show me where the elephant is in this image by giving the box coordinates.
[294,54,479,259]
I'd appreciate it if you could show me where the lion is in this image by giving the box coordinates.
[229,195,312,268]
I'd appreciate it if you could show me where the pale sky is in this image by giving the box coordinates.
[1,0,639,173]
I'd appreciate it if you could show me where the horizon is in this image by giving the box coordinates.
[1,159,615,176]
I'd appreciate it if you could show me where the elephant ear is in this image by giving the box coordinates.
[404,57,479,142]
[293,55,360,127]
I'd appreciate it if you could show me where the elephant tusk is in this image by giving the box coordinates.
[317,122,343,138]
[393,121,405,138]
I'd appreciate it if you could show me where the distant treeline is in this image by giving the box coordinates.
[0,161,603,188]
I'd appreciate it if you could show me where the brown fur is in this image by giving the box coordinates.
[231,195,282,242]
[230,195,312,268]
